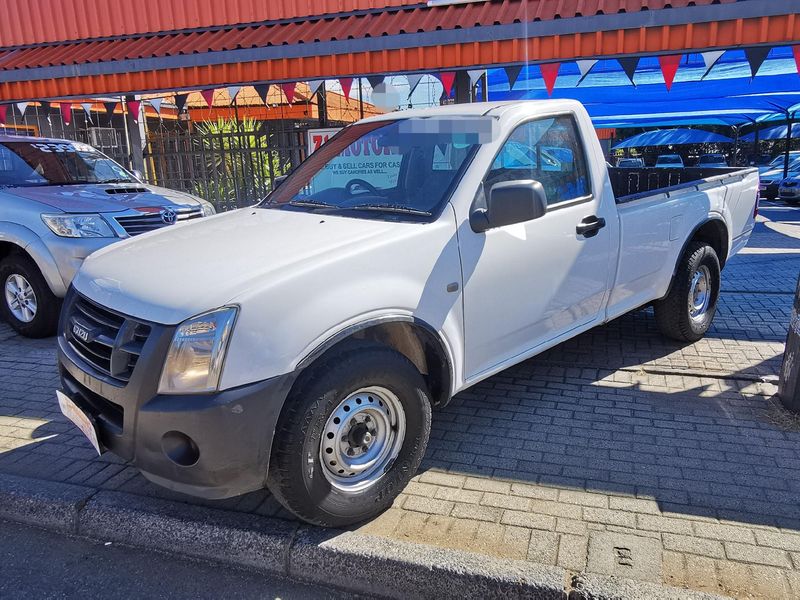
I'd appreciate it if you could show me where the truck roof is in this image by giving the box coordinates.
[0,134,79,144]
[361,100,584,122]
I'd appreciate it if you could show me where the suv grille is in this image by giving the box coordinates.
[65,295,151,384]
[115,206,202,236]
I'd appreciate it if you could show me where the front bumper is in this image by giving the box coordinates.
[57,294,295,499]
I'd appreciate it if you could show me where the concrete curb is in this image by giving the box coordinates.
[0,473,729,599]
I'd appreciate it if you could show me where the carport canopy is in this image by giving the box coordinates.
[612,129,733,149]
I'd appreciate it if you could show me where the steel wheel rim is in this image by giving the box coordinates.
[4,274,37,323]
[320,386,406,493]
[688,265,712,323]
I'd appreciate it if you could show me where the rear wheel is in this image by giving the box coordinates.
[267,345,432,527]
[0,253,60,338]
[654,242,720,342]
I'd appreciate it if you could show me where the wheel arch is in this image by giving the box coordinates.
[296,315,454,407]
[660,217,727,302]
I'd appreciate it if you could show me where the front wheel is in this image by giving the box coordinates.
[0,253,60,338]
[267,345,432,527]
[654,242,720,342]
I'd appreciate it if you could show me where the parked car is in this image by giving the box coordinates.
[0,136,215,337]
[759,157,800,200]
[655,154,684,168]
[697,153,728,168]
[616,157,645,168]
[57,100,758,527]
[778,174,800,204]
[758,151,800,175]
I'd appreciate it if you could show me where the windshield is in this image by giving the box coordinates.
[0,140,136,187]
[262,118,489,219]
[657,156,681,164]
[699,155,725,164]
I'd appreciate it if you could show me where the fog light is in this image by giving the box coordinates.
[161,431,200,466]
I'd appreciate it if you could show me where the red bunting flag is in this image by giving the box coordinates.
[281,82,297,104]
[437,71,456,97]
[0,105,6,125]
[540,62,561,96]
[658,55,682,91]
[127,100,141,123]
[794,46,800,75]
[339,77,354,101]
[201,89,215,108]
[60,102,72,125]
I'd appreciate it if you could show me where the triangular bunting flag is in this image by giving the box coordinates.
[174,93,189,113]
[227,86,241,103]
[281,82,297,104]
[406,74,424,96]
[254,84,270,105]
[103,101,117,124]
[149,98,163,116]
[201,89,216,108]
[700,50,725,80]
[60,103,72,126]
[339,77,354,101]
[618,56,640,85]
[127,100,141,123]
[366,75,384,89]
[80,102,94,123]
[436,72,456,97]
[792,46,800,75]
[307,80,325,96]
[15,102,29,118]
[0,105,7,125]
[658,55,682,91]
[467,70,485,86]
[540,63,561,96]
[744,46,770,78]
[576,59,598,85]
[505,65,523,90]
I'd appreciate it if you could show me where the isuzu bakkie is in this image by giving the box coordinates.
[56,101,758,527]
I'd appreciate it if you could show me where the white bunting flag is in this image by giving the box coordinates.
[80,102,94,123]
[149,98,163,116]
[576,59,598,85]
[307,80,325,96]
[406,73,424,96]
[16,102,29,118]
[227,86,241,103]
[700,50,725,80]
[467,70,485,86]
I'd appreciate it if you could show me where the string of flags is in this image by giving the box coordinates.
[1,45,798,128]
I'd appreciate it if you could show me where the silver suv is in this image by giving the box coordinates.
[0,136,215,337]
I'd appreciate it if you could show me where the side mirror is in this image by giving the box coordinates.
[273,174,289,189]
[470,180,548,233]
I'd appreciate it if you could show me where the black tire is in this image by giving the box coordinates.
[0,253,61,338]
[267,345,432,527]
[654,242,720,343]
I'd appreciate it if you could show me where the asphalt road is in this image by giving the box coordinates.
[0,519,356,600]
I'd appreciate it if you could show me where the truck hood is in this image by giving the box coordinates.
[72,207,426,324]
[3,183,203,213]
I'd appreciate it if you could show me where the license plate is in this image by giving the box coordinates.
[57,390,103,456]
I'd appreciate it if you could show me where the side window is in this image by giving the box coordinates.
[486,115,591,206]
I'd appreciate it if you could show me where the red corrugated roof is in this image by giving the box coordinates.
[0,0,732,71]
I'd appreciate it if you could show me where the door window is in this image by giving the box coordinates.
[486,115,590,205]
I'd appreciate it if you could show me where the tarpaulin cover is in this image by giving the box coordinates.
[740,122,800,141]
[612,128,733,149]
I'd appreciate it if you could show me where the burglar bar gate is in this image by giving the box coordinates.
[145,120,319,211]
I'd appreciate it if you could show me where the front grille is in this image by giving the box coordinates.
[115,206,203,236]
[65,294,151,384]
[61,368,124,435]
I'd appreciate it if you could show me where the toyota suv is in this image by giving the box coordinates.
[0,136,215,337]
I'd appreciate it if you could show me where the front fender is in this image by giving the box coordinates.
[0,221,67,296]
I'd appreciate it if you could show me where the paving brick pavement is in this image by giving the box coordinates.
[1,202,799,598]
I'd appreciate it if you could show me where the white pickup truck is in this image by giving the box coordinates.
[56,100,758,527]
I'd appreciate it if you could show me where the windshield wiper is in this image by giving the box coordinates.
[336,203,432,216]
[284,199,337,209]
[99,178,136,184]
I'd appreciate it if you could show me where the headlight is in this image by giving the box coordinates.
[199,200,216,216]
[42,214,116,238]
[158,306,238,394]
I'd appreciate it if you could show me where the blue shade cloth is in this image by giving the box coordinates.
[740,122,800,141]
[612,129,733,149]
[486,47,800,128]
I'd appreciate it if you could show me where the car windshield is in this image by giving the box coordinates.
[262,117,489,219]
[657,156,681,164]
[699,155,725,164]
[0,140,136,187]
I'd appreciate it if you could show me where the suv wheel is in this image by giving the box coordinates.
[0,253,60,338]
[267,345,432,527]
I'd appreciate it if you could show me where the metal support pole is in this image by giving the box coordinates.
[779,273,800,413]
[732,126,739,167]
[318,87,328,127]
[357,78,364,119]
[783,110,793,179]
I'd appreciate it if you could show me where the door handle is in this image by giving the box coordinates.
[576,215,606,238]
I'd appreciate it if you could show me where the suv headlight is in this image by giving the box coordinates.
[199,200,216,216]
[158,306,238,394]
[42,214,116,238]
